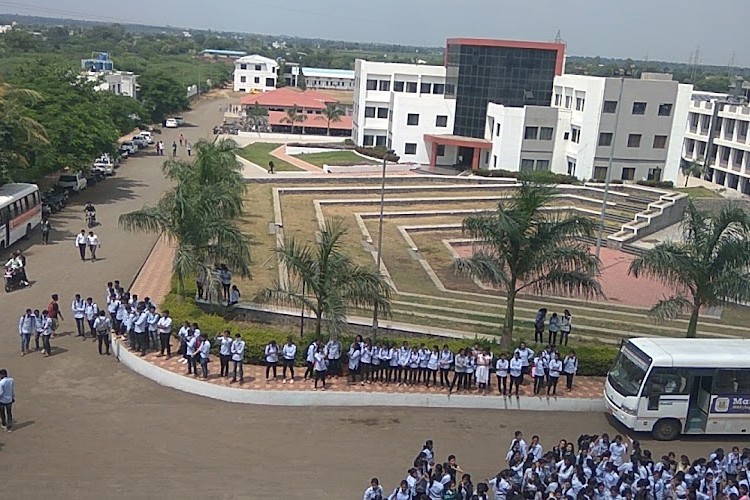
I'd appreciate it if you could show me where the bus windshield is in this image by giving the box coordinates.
[608,344,651,397]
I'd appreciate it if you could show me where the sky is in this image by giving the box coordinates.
[2,0,749,67]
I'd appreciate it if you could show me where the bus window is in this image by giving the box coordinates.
[715,369,750,393]
[22,196,29,211]
[643,368,689,396]
[607,346,650,397]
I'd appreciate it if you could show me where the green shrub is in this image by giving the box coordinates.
[637,180,674,189]
[161,295,617,375]
[355,146,399,162]
[474,169,579,185]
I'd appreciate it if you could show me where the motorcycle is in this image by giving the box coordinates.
[4,267,27,292]
[86,210,96,228]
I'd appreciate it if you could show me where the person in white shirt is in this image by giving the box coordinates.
[396,342,410,386]
[281,337,297,383]
[40,310,54,357]
[609,435,627,467]
[495,353,509,396]
[71,293,86,338]
[156,310,173,358]
[388,480,412,500]
[313,345,328,390]
[563,350,579,391]
[0,369,15,432]
[18,308,35,356]
[348,343,361,384]
[75,229,88,261]
[93,310,112,355]
[230,333,245,383]
[439,345,454,388]
[426,345,440,387]
[559,309,572,346]
[360,339,373,386]
[363,478,385,500]
[417,343,430,385]
[146,306,160,350]
[216,330,233,378]
[197,333,211,379]
[186,334,198,376]
[303,341,317,381]
[528,435,543,461]
[489,470,511,500]
[513,342,534,385]
[134,306,149,356]
[387,344,399,385]
[84,297,98,339]
[450,348,468,394]
[475,349,491,394]
[509,351,523,397]
[87,231,100,261]
[370,343,381,383]
[326,337,342,377]
[547,353,563,395]
[532,353,547,396]
[264,340,279,381]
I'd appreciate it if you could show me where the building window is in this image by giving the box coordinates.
[379,80,390,91]
[265,78,275,87]
[436,115,448,127]
[406,82,417,93]
[496,123,501,137]
[539,127,553,141]
[653,135,667,149]
[254,77,260,84]
[738,121,748,138]
[520,159,534,172]
[563,131,570,140]
[420,82,431,94]
[621,167,636,181]
[564,96,572,109]
[255,64,262,71]
[240,76,246,83]
[701,115,711,130]
[627,134,642,147]
[567,160,576,176]
[647,168,662,181]
[658,103,673,116]
[598,132,613,147]
[394,81,404,92]
[632,102,647,115]
[365,106,376,118]
[734,149,744,165]
[363,135,375,146]
[375,136,386,147]
[593,166,608,180]
[240,64,247,70]
[575,97,585,111]
[377,107,389,119]
[524,126,539,140]
[366,79,377,90]
[432,84,445,95]
[603,101,617,113]
[535,159,550,171]
[493,155,498,168]
[407,113,419,126]
[554,94,562,106]
[571,128,581,143]
[404,143,417,155]
[437,145,445,156]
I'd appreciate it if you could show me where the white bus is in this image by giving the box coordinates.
[0,183,42,249]
[605,338,750,441]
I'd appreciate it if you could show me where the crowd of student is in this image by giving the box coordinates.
[362,434,750,500]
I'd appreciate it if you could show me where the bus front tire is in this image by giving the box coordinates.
[652,418,681,441]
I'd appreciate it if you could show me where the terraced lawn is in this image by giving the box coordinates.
[295,150,379,167]
[237,143,301,171]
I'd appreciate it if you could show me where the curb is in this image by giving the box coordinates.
[112,339,606,411]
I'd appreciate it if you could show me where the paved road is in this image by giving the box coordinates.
[0,96,737,499]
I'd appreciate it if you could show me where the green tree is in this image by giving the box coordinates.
[281,106,306,134]
[453,180,602,347]
[139,70,189,123]
[276,60,288,88]
[243,103,269,132]
[257,217,392,337]
[297,68,306,90]
[629,202,750,338]
[95,91,146,134]
[119,139,251,295]
[321,103,344,136]
[680,159,705,188]
[0,81,49,181]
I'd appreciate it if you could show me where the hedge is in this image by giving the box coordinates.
[160,295,617,376]
[475,169,579,185]
[354,146,400,163]
[637,179,674,189]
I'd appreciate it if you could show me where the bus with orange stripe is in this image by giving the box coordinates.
[0,183,42,250]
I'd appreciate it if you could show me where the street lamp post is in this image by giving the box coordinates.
[595,77,626,260]
[372,148,393,335]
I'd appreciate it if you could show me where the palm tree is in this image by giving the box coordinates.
[0,81,49,181]
[257,217,392,337]
[629,201,750,338]
[119,139,251,295]
[321,103,344,136]
[453,180,602,347]
[680,159,705,187]
[281,106,306,134]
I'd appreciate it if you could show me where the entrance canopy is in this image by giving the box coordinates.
[424,134,492,170]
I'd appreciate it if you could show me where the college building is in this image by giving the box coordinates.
[234,55,356,93]
[352,38,692,183]
[233,54,278,93]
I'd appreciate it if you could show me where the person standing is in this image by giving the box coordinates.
[282,337,297,384]
[513,342,534,385]
[495,353,509,395]
[40,309,54,357]
[475,348,491,394]
[563,350,578,391]
[107,294,120,332]
[268,160,275,174]
[87,231,100,261]
[197,333,210,379]
[230,333,245,383]
[509,351,523,397]
[559,309,572,346]
[547,353,562,395]
[217,330,232,378]
[48,294,63,332]
[303,340,316,381]
[41,218,51,244]
[156,310,173,358]
[532,352,547,396]
[186,332,198,376]
[438,345,454,388]
[186,142,192,156]
[72,294,86,338]
[0,369,15,432]
[33,309,43,352]
[134,306,149,356]
[264,340,279,381]
[326,336,342,377]
[172,141,177,157]
[146,306,160,350]
[93,310,112,355]
[75,230,88,261]
[548,312,559,345]
[218,264,232,303]
[313,345,327,391]
[533,308,547,344]
[84,297,98,339]
[18,308,35,356]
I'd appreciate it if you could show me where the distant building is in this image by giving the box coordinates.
[201,49,248,59]
[0,22,16,34]
[233,54,278,93]
[295,67,355,91]
[81,52,139,99]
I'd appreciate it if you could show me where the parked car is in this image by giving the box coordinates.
[58,172,87,192]
[118,145,130,159]
[93,157,115,176]
[131,136,149,148]
[83,170,99,187]
[122,141,138,154]
[175,116,185,126]
[164,118,178,128]
[139,131,154,144]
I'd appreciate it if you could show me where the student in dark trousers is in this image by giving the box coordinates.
[75,230,88,261]
[559,309,572,346]
[268,160,275,174]
[563,350,578,391]
[217,330,232,378]
[547,312,559,345]
[533,308,547,344]
[47,294,63,332]
[230,334,245,383]
[281,337,297,383]
[93,310,111,356]
[0,369,15,432]
[264,340,279,381]
[41,219,51,244]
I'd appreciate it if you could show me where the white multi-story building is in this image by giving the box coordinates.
[682,92,750,195]
[486,74,692,183]
[88,71,139,98]
[233,54,278,93]
[296,67,355,91]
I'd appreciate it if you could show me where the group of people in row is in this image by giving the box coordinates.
[261,336,580,396]
[363,433,750,500]
[534,309,573,346]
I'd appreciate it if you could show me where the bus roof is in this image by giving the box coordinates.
[0,183,38,205]
[628,338,750,368]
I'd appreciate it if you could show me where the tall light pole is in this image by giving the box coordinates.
[372,147,394,335]
[595,76,626,260]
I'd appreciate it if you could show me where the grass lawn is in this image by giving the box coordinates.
[236,143,301,171]
[675,186,723,198]
[295,150,379,167]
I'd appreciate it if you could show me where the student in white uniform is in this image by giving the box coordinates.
[363,478,385,500]
[360,339,373,385]
[513,342,534,385]
[326,336,342,377]
[547,352,563,395]
[348,343,361,384]
[264,340,279,381]
[418,343,430,385]
[282,337,297,383]
[396,342,410,386]
[495,353,509,396]
[475,349,491,394]
[377,342,391,383]
[303,340,317,381]
[408,347,420,386]
[509,351,523,397]
[438,345,454,388]
[559,309,572,346]
[72,294,86,338]
[156,310,173,358]
[449,348,468,394]
[313,345,328,390]
[388,480,412,500]
[84,297,98,339]
[426,345,440,387]
[387,343,399,385]
[196,333,210,379]
[532,353,547,396]
[216,330,233,378]
[563,350,579,391]
[93,310,111,356]
[230,333,245,383]
[370,342,381,383]
[463,351,475,391]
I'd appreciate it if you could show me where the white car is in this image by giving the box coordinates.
[165,118,178,128]
[93,158,115,176]
[139,131,154,144]
[58,172,87,192]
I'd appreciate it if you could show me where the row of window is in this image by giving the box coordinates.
[364,109,449,128]
[238,76,275,86]
[592,166,663,182]
[523,126,554,141]
[554,94,586,112]
[597,132,668,149]
[603,100,673,117]
[519,159,550,172]
[365,78,449,95]
[362,135,388,147]
[0,192,39,225]
[238,64,270,72]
